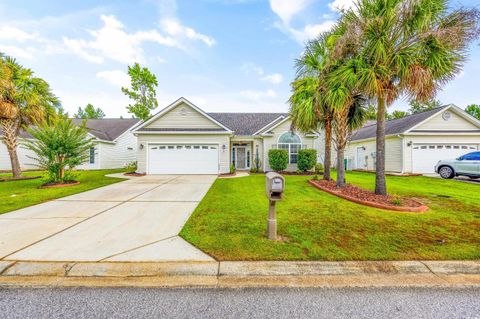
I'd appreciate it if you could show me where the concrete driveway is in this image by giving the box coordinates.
[0,175,216,262]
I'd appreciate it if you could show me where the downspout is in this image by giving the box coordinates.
[397,135,404,174]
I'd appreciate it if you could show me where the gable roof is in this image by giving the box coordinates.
[1,118,141,142]
[133,97,232,133]
[208,113,287,135]
[350,105,451,141]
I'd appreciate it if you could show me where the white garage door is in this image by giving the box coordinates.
[148,144,219,174]
[412,144,478,173]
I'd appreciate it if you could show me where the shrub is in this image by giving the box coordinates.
[314,163,324,174]
[268,149,288,171]
[24,117,94,184]
[125,161,137,173]
[230,163,236,174]
[297,149,317,171]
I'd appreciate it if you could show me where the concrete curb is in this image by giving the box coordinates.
[0,260,478,288]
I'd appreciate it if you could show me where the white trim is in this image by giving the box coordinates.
[405,104,480,134]
[232,145,251,169]
[134,131,233,135]
[257,116,291,136]
[252,115,286,136]
[113,121,143,143]
[145,141,221,175]
[132,97,233,133]
[276,131,302,164]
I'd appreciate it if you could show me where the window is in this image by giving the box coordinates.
[463,152,480,161]
[278,132,302,164]
[89,147,95,164]
[232,148,236,166]
[247,150,251,167]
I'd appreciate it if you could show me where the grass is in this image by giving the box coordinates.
[0,169,126,215]
[180,171,480,261]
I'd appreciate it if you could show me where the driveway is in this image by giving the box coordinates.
[0,175,216,262]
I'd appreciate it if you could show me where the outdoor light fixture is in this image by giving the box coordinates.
[407,141,413,147]
[222,144,227,152]
[140,144,144,150]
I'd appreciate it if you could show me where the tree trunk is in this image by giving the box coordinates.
[0,119,22,178]
[336,147,346,188]
[323,118,332,181]
[375,96,387,195]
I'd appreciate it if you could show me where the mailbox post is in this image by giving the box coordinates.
[265,172,285,240]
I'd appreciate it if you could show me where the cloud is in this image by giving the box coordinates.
[96,70,130,88]
[0,26,36,42]
[242,62,264,76]
[63,14,214,64]
[0,45,36,59]
[269,0,335,43]
[240,89,277,100]
[269,0,312,24]
[328,0,357,12]
[261,73,283,84]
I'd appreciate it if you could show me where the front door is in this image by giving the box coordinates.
[236,147,246,169]
[357,147,367,169]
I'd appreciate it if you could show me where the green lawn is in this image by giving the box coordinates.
[0,169,126,215]
[180,171,480,261]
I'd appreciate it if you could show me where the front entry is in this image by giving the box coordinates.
[232,145,251,170]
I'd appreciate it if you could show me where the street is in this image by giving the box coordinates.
[0,287,478,319]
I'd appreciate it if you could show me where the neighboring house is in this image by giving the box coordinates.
[345,104,480,174]
[132,97,323,174]
[0,118,140,171]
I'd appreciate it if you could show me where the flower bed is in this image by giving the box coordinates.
[308,179,428,212]
[124,172,146,177]
[39,181,80,189]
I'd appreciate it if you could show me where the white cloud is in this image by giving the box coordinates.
[0,45,36,59]
[269,0,335,43]
[269,0,312,24]
[261,73,283,84]
[328,0,357,12]
[63,14,214,65]
[240,89,277,100]
[96,70,130,88]
[242,62,264,76]
[160,19,215,47]
[0,26,36,42]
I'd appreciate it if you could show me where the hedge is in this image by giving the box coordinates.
[268,149,288,171]
[297,149,317,171]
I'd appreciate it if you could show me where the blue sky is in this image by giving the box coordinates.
[0,0,479,117]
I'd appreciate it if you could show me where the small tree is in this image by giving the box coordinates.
[297,149,317,171]
[388,110,410,120]
[121,63,158,121]
[74,103,105,119]
[408,100,442,114]
[24,117,94,184]
[465,104,480,120]
[268,149,288,171]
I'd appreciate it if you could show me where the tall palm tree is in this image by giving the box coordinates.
[331,0,479,195]
[289,36,334,181]
[0,54,59,178]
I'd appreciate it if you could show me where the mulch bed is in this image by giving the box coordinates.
[219,172,236,177]
[278,171,318,176]
[0,175,42,182]
[124,172,146,177]
[309,179,428,212]
[38,181,80,189]
[352,169,423,177]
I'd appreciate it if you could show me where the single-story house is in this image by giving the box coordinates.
[345,104,480,174]
[132,97,323,174]
[0,118,140,171]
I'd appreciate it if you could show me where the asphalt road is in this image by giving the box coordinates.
[0,287,479,319]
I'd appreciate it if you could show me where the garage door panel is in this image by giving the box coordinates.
[412,144,478,173]
[148,145,219,174]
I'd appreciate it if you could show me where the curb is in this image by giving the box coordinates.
[0,260,478,288]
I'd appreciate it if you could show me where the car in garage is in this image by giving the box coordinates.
[435,151,480,179]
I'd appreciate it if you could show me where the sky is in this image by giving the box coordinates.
[0,0,479,117]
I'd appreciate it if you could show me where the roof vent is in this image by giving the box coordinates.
[180,107,188,116]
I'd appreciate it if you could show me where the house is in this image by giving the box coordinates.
[132,97,323,174]
[345,104,480,174]
[0,118,140,171]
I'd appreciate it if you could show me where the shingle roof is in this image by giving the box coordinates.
[1,118,141,142]
[137,127,227,132]
[208,113,287,135]
[351,106,449,141]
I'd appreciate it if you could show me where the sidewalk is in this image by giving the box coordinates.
[0,260,478,288]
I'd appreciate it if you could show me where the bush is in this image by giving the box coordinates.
[24,117,94,184]
[297,149,317,171]
[314,163,324,174]
[268,149,288,171]
[230,163,236,174]
[125,161,137,173]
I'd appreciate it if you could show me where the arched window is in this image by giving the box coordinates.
[277,132,302,164]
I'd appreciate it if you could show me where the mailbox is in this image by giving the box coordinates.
[265,172,285,201]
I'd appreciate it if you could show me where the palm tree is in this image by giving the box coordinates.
[331,0,479,195]
[289,36,334,181]
[0,54,59,178]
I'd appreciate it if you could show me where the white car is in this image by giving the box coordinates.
[434,151,480,179]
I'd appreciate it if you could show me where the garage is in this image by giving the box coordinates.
[412,144,478,173]
[147,144,219,174]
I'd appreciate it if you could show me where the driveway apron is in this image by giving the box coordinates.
[0,175,215,262]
